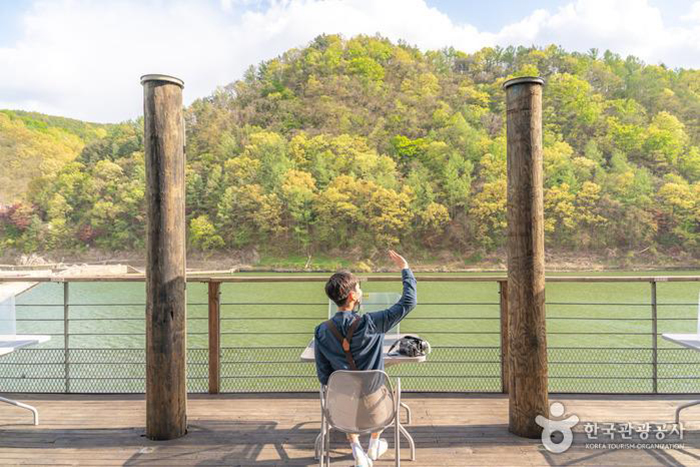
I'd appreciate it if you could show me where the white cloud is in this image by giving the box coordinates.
[497,0,700,66]
[220,0,234,12]
[0,0,698,123]
[682,2,700,22]
[0,1,240,123]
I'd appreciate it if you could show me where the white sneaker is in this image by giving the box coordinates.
[352,442,373,467]
[367,438,388,460]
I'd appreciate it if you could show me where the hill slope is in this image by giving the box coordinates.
[1,35,699,263]
[0,110,110,203]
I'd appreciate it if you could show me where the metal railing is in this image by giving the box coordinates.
[1,274,699,394]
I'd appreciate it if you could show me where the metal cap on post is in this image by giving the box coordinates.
[140,74,185,88]
[503,76,549,439]
[502,76,545,89]
[142,73,187,441]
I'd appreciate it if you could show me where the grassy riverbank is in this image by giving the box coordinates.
[2,246,700,273]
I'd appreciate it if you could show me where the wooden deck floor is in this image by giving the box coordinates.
[2,393,700,466]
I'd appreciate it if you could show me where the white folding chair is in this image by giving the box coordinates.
[319,370,413,466]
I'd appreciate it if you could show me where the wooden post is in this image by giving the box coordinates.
[208,281,221,394]
[63,282,70,393]
[142,74,187,441]
[499,280,509,394]
[504,77,549,438]
[651,280,658,394]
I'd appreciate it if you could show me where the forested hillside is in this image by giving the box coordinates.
[0,110,109,204]
[1,35,699,263]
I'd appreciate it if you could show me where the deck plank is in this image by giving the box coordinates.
[1,393,700,465]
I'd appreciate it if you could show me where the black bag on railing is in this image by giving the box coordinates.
[387,335,431,357]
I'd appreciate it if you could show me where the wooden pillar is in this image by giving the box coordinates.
[650,280,658,394]
[208,281,221,394]
[503,77,548,438]
[499,280,509,394]
[142,74,187,440]
[63,282,70,393]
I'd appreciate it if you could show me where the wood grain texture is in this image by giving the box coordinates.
[505,79,549,438]
[499,280,509,395]
[208,281,221,395]
[1,393,698,466]
[143,77,187,440]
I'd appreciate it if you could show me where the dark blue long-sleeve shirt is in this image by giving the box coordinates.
[313,268,417,385]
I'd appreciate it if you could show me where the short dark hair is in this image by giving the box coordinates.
[325,270,359,307]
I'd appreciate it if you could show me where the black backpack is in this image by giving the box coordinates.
[387,335,431,357]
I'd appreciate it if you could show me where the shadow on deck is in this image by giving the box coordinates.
[1,393,700,465]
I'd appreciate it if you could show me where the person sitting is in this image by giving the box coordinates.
[314,250,417,467]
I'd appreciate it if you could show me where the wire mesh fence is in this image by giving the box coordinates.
[5,345,700,393]
[0,277,699,394]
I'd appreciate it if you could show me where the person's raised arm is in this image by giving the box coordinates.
[367,250,417,334]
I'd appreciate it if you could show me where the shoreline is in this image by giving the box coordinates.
[1,249,698,274]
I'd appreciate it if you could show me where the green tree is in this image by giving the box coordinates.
[216,184,284,248]
[189,215,225,251]
[280,169,317,252]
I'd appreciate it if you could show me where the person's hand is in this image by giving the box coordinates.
[388,249,409,270]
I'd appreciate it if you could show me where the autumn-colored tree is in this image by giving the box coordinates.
[4,35,700,261]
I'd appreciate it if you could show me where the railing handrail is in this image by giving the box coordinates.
[1,274,700,283]
[3,273,700,395]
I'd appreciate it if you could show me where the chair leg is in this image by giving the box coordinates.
[675,400,700,425]
[395,421,400,466]
[318,384,326,464]
[399,424,416,461]
[316,404,325,460]
[400,401,412,425]
[0,396,39,425]
[315,432,321,460]
[318,422,324,467]
[395,377,401,467]
[325,422,331,466]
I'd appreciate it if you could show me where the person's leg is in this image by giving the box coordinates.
[347,433,371,465]
[368,430,388,460]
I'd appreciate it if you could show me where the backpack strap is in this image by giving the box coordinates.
[325,315,361,370]
[387,339,400,355]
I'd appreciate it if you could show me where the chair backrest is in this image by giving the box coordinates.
[328,292,402,336]
[323,370,396,434]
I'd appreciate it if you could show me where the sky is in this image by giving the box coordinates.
[0,0,699,123]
